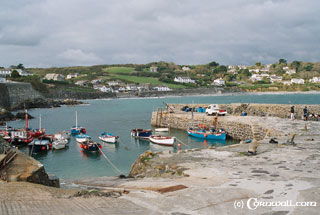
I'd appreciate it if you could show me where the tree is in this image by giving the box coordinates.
[208,61,219,67]
[279,59,287,65]
[17,64,25,69]
[291,61,301,72]
[11,70,21,78]
[255,62,262,67]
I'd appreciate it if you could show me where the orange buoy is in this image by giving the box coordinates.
[80,144,83,148]
[41,146,46,150]
[204,133,207,138]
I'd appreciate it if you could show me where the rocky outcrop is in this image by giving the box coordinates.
[129,150,188,178]
[0,147,59,188]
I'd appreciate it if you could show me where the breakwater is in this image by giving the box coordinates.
[151,103,320,140]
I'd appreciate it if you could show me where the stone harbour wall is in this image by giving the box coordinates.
[166,103,320,119]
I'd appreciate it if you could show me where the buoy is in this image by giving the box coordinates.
[204,134,207,138]
[99,145,102,149]
[41,146,46,150]
[49,143,52,148]
[84,145,88,149]
[80,144,83,148]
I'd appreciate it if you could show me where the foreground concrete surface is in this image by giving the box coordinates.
[1,119,320,214]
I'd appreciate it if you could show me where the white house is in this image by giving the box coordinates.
[91,79,103,85]
[309,77,320,83]
[66,73,79,79]
[238,65,247,70]
[149,66,158,73]
[212,78,225,86]
[283,66,289,71]
[93,85,112,92]
[250,74,263,82]
[126,84,138,91]
[153,86,171,91]
[44,73,65,81]
[182,66,190,71]
[291,79,305,84]
[15,69,31,76]
[282,81,291,85]
[107,81,122,86]
[227,69,237,74]
[75,80,89,87]
[174,76,195,84]
[249,69,260,73]
[0,69,12,77]
[269,75,283,83]
[286,69,296,75]
[0,77,6,83]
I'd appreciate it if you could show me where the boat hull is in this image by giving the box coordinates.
[28,140,50,153]
[187,130,226,140]
[149,135,175,146]
[80,142,101,152]
[131,129,152,139]
[155,128,169,132]
[99,136,117,143]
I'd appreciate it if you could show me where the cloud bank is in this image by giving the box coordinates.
[0,0,319,67]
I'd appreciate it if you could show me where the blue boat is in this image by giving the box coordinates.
[131,129,152,139]
[70,111,86,135]
[187,128,226,140]
[75,134,91,143]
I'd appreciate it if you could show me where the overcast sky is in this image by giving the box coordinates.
[0,0,319,68]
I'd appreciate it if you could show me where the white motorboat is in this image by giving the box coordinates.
[75,134,91,143]
[155,128,169,132]
[149,135,175,146]
[99,132,119,143]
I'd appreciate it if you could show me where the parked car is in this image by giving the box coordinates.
[205,104,227,116]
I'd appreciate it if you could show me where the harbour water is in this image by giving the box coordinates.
[8,93,320,180]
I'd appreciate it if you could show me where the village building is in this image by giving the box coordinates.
[291,78,305,84]
[0,69,12,77]
[153,86,171,91]
[282,81,291,85]
[182,66,190,71]
[66,73,80,80]
[149,66,158,73]
[269,75,283,83]
[286,69,296,75]
[249,69,260,73]
[75,80,89,87]
[237,65,247,70]
[174,76,195,84]
[212,78,225,86]
[91,79,103,85]
[309,77,320,83]
[93,85,112,92]
[44,73,65,81]
[126,84,138,91]
[107,81,122,86]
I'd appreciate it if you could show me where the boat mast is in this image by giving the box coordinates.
[76,111,78,127]
[39,114,42,130]
[25,109,29,130]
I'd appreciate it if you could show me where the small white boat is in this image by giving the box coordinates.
[75,134,91,143]
[149,135,175,146]
[52,133,69,150]
[155,128,169,132]
[52,139,68,150]
[99,132,119,143]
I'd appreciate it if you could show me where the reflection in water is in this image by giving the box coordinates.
[80,150,102,159]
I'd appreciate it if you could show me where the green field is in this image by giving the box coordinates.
[112,74,186,89]
[104,67,135,74]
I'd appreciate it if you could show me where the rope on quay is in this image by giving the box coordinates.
[96,144,124,175]
[175,137,190,148]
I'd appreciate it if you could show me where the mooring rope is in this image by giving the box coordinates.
[96,144,124,175]
[175,137,190,148]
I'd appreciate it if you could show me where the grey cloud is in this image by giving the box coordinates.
[0,0,319,67]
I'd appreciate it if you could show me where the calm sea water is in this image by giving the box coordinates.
[8,93,320,180]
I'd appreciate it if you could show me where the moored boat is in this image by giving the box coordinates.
[52,133,69,150]
[99,132,119,143]
[70,111,86,135]
[79,141,102,152]
[131,129,152,139]
[75,134,91,143]
[149,135,175,146]
[28,139,51,154]
[10,130,34,145]
[187,128,226,140]
[155,128,169,132]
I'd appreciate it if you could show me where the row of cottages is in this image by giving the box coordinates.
[66,73,80,80]
[174,76,195,84]
[44,73,65,81]
[309,77,320,83]
[0,68,31,77]
[250,74,283,83]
